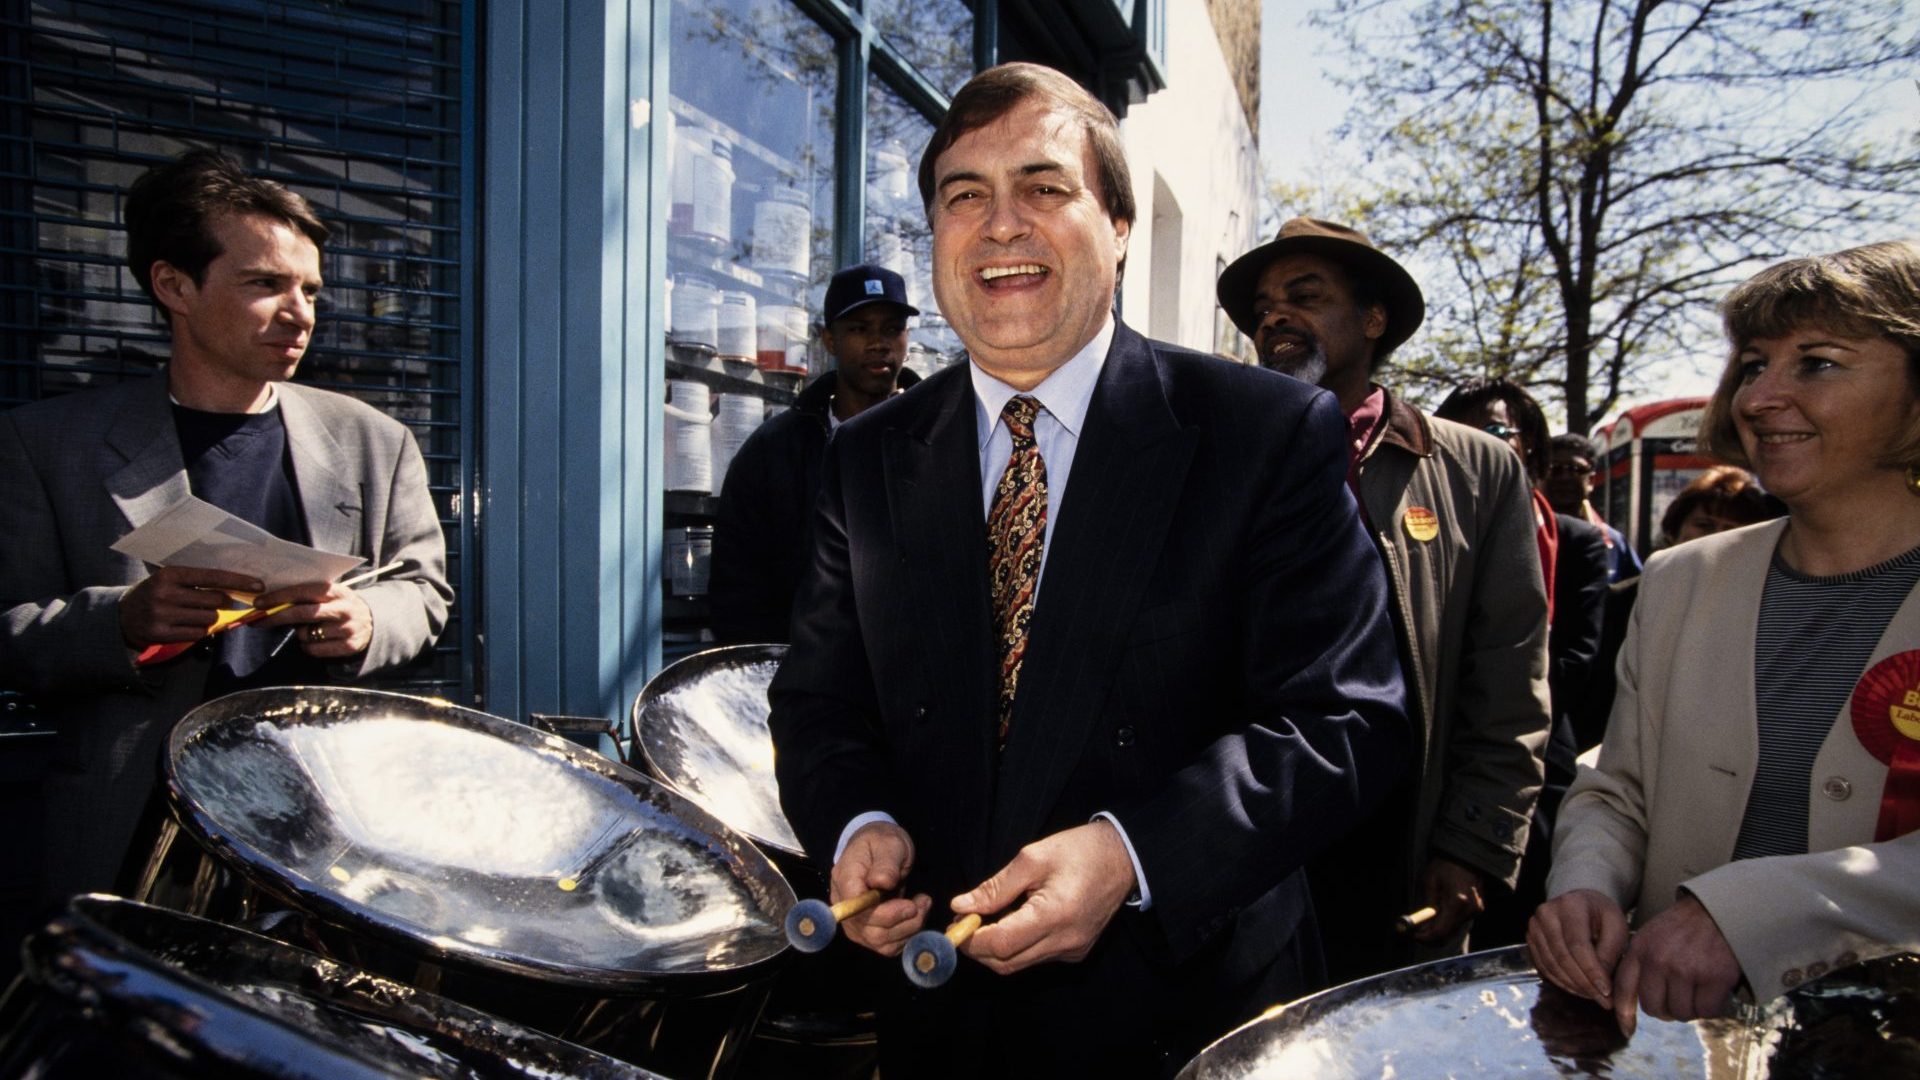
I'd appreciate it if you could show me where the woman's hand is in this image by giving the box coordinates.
[1609,893,1742,1034]
[1528,888,1630,1008]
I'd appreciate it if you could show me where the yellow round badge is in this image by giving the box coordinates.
[1403,507,1439,542]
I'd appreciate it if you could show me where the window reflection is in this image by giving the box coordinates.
[664,0,837,435]
[866,79,964,378]
[662,0,839,657]
[670,0,836,309]
[867,0,975,98]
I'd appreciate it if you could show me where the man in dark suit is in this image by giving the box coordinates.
[768,63,1409,1075]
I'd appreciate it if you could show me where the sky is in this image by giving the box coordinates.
[1251,0,1904,422]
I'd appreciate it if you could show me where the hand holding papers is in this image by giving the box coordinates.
[131,560,404,666]
[112,496,364,590]
[113,496,400,665]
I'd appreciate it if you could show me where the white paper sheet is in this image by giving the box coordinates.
[111,496,365,590]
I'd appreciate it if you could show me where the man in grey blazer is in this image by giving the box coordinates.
[0,150,451,949]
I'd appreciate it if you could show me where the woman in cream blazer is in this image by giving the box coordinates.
[1530,240,1920,1033]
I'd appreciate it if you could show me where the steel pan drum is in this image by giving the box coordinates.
[632,645,804,862]
[149,687,795,1078]
[0,894,664,1079]
[1179,946,1920,1079]
[631,645,882,1079]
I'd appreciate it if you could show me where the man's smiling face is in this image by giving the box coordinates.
[1250,253,1383,394]
[928,96,1130,389]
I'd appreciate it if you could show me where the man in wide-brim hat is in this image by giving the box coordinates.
[1218,217,1554,984]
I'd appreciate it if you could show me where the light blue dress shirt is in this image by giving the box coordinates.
[836,316,1151,911]
[968,318,1114,590]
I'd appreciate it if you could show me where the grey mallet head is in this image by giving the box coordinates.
[784,897,839,953]
[901,927,959,989]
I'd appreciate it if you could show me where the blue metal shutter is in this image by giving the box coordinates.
[0,0,469,697]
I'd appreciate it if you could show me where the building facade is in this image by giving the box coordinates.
[0,0,1258,737]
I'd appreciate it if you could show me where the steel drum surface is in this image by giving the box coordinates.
[1179,946,1920,1079]
[163,687,793,993]
[632,645,803,859]
[631,645,885,1078]
[0,894,664,1079]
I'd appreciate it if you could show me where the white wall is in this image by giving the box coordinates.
[1119,2,1261,359]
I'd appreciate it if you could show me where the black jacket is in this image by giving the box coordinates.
[709,367,918,643]
[768,323,1408,1072]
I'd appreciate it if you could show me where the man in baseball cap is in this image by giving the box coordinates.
[1218,218,1552,983]
[710,263,919,643]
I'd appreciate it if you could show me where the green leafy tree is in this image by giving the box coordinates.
[1307,0,1920,429]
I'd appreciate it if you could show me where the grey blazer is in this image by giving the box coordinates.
[0,374,451,906]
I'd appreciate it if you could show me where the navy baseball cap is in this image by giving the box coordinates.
[823,263,919,325]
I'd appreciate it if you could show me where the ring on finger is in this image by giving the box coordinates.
[308,624,326,643]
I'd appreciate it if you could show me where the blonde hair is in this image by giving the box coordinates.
[1700,240,1920,468]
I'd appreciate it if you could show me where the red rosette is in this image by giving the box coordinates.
[1850,650,1920,842]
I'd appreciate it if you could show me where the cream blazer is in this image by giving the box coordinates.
[1547,517,1920,999]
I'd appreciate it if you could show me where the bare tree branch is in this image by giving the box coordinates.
[1307,0,1920,431]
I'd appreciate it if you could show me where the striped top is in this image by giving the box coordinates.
[1732,540,1920,860]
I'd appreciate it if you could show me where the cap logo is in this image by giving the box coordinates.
[865,280,885,295]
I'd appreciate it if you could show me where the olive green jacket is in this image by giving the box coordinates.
[1355,388,1552,892]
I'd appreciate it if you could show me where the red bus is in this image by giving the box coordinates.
[1592,398,1715,559]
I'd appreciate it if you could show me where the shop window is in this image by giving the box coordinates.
[662,0,838,656]
[864,78,963,380]
[866,0,975,98]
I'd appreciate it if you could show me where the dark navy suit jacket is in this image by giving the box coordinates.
[769,321,1408,1073]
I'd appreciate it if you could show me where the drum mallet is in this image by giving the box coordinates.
[1396,906,1438,935]
[785,888,885,953]
[901,913,982,989]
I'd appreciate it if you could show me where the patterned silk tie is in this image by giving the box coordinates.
[988,395,1047,750]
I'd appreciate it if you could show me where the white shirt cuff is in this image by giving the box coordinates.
[835,811,899,862]
[1092,811,1152,910]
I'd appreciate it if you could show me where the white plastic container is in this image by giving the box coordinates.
[757,302,799,372]
[688,134,734,249]
[710,392,765,484]
[751,183,811,280]
[669,274,720,350]
[664,379,714,493]
[717,290,757,360]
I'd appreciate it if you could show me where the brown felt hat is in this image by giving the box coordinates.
[1216,217,1425,355]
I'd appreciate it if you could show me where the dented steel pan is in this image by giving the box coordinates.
[631,645,886,1077]
[0,894,664,1079]
[145,686,795,1078]
[1179,945,1920,1079]
[631,645,804,861]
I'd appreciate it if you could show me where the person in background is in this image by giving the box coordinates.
[709,263,919,644]
[1660,464,1783,548]
[1214,217,1549,983]
[0,149,450,979]
[1434,377,1608,946]
[1435,378,1560,614]
[1546,433,1643,583]
[1572,465,1785,749]
[1531,240,1920,1032]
